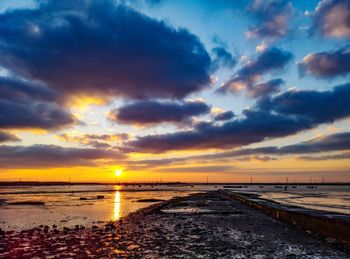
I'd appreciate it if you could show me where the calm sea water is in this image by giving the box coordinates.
[0,184,349,230]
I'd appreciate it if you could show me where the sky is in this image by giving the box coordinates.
[0,0,350,183]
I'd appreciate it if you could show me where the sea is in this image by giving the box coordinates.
[0,184,349,230]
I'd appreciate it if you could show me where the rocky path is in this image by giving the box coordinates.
[1,191,349,258]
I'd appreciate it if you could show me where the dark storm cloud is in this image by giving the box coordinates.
[127,131,350,167]
[220,47,292,97]
[0,144,124,168]
[280,132,350,154]
[247,0,294,39]
[128,110,314,153]
[213,111,235,121]
[211,47,236,71]
[258,82,350,124]
[0,77,76,130]
[0,76,57,102]
[299,46,350,79]
[237,47,293,79]
[0,131,20,143]
[249,78,284,98]
[212,131,350,159]
[109,100,210,125]
[0,0,211,100]
[311,0,350,38]
[0,100,76,130]
[128,83,350,153]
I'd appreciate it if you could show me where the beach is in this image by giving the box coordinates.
[1,190,349,258]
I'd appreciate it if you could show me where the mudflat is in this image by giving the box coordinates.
[1,191,349,258]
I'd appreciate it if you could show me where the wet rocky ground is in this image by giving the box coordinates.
[1,191,349,258]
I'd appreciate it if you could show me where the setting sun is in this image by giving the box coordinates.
[115,169,122,177]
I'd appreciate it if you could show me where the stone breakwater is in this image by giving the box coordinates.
[1,191,349,258]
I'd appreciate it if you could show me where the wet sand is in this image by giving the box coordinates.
[1,191,349,258]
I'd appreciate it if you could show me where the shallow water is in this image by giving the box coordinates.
[227,184,350,215]
[0,184,219,230]
[0,184,349,230]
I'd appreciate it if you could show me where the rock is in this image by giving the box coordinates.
[92,225,99,230]
[7,201,45,205]
[127,244,140,250]
[325,237,337,244]
[43,226,49,233]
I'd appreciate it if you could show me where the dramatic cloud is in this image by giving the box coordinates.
[154,165,236,173]
[0,131,20,143]
[299,152,350,161]
[246,0,294,39]
[211,131,350,159]
[109,100,210,125]
[190,146,280,161]
[127,131,350,168]
[129,83,350,153]
[211,47,236,71]
[0,76,57,102]
[0,144,124,168]
[248,78,284,98]
[213,111,235,121]
[58,133,129,148]
[258,82,350,124]
[125,157,187,171]
[128,110,313,153]
[0,0,211,100]
[279,132,350,154]
[220,47,292,97]
[312,0,350,38]
[299,46,350,79]
[235,47,292,80]
[0,77,76,130]
[0,101,76,130]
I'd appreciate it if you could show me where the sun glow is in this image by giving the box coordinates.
[115,169,122,177]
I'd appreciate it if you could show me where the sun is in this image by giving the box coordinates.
[115,169,122,177]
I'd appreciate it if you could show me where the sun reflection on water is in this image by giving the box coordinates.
[113,190,121,221]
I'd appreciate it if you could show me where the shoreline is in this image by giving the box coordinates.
[221,190,350,245]
[1,181,350,186]
[1,191,349,258]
